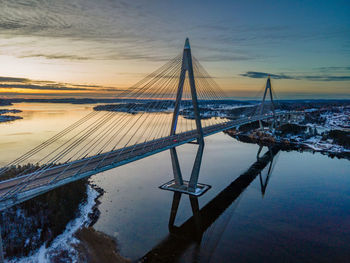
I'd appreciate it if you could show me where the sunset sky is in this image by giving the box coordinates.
[0,0,349,99]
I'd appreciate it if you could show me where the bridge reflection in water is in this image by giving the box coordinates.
[141,145,279,262]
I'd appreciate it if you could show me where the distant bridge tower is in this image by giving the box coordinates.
[160,38,210,196]
[259,76,276,130]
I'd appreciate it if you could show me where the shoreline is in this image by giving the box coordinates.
[6,181,128,263]
[225,131,350,160]
[72,183,130,263]
[7,184,97,263]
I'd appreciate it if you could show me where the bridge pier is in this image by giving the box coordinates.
[160,141,210,196]
[170,148,184,186]
[188,142,204,192]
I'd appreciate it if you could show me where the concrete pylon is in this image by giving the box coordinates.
[170,38,204,143]
[259,76,276,131]
[160,38,210,196]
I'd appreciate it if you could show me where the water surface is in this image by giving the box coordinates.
[1,103,350,262]
[89,130,350,262]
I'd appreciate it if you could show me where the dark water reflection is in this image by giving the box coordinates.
[91,133,350,263]
[142,146,279,262]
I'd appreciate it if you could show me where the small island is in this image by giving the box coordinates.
[0,109,22,123]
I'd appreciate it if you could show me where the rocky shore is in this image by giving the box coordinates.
[74,227,130,263]
[72,183,130,263]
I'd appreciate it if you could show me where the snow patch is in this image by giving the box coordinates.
[7,185,98,263]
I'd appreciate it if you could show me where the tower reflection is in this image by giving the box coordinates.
[141,145,280,262]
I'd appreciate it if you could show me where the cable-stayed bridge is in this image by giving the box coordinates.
[0,38,301,212]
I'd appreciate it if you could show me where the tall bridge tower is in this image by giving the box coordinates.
[160,38,209,196]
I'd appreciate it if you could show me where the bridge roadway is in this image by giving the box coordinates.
[0,112,293,211]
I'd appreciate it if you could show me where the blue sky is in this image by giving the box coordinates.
[0,0,349,99]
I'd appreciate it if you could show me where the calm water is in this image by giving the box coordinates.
[1,103,350,262]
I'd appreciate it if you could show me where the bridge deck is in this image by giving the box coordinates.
[0,113,295,210]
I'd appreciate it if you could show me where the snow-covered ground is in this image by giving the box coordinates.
[297,108,350,153]
[7,185,98,263]
[242,107,350,155]
[303,136,350,153]
[320,108,350,130]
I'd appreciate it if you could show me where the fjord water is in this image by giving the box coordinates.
[1,103,350,262]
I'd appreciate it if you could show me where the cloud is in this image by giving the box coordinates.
[0,75,127,93]
[240,71,350,82]
[240,71,294,80]
[303,76,350,81]
[0,92,114,98]
[19,54,90,60]
[315,66,350,72]
[0,0,173,62]
[0,0,348,68]
[0,76,30,82]
[199,54,255,62]
[0,84,88,91]
[16,46,173,62]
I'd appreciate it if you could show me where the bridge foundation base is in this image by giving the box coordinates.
[159,179,211,196]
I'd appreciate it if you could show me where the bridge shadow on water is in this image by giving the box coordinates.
[140,145,280,263]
